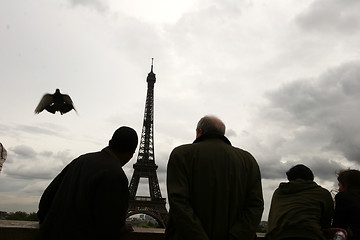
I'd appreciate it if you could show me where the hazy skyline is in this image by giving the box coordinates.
[1,0,360,221]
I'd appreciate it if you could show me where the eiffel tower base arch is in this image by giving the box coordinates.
[127,198,168,228]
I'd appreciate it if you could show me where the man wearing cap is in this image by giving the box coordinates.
[37,126,138,240]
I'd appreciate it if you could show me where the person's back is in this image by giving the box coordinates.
[38,150,128,240]
[37,126,138,240]
[166,115,263,240]
[266,164,333,240]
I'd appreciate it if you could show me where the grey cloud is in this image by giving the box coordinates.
[264,61,360,165]
[67,0,109,13]
[260,157,344,182]
[296,0,360,35]
[0,177,30,192]
[53,150,72,161]
[168,0,246,54]
[0,124,8,134]
[3,145,70,180]
[112,18,167,65]
[17,125,59,136]
[259,161,289,180]
[39,151,53,157]
[20,180,50,195]
[307,157,345,180]
[4,154,64,180]
[327,124,360,163]
[226,129,237,137]
[5,169,55,180]
[11,145,37,159]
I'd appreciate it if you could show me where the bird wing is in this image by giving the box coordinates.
[34,94,54,114]
[62,94,77,112]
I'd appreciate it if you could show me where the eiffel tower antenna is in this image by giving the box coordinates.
[127,59,168,227]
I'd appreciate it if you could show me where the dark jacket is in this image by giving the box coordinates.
[333,192,360,240]
[166,134,264,240]
[266,179,334,240]
[37,147,129,240]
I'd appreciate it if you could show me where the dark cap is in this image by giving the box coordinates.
[109,126,138,153]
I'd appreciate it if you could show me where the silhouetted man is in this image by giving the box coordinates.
[166,115,264,240]
[37,126,138,240]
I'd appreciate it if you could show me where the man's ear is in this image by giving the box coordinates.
[196,129,203,138]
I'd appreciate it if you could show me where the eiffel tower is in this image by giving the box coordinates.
[127,59,168,227]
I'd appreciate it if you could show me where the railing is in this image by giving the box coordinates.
[0,220,265,240]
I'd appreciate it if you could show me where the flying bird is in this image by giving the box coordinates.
[34,89,77,115]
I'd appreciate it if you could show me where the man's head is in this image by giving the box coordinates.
[196,115,226,138]
[109,126,138,166]
[286,164,314,181]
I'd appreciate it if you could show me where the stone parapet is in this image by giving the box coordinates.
[0,220,265,240]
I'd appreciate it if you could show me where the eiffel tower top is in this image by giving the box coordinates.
[147,58,156,83]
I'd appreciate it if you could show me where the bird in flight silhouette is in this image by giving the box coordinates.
[34,89,77,115]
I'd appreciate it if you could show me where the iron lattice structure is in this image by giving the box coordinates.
[127,60,168,227]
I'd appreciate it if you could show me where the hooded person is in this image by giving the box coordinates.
[266,164,334,240]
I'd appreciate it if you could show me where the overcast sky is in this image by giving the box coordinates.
[1,0,360,221]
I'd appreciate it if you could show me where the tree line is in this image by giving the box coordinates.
[1,211,38,221]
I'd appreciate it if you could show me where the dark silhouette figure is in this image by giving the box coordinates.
[37,126,138,240]
[34,89,77,115]
[332,169,360,240]
[166,115,264,240]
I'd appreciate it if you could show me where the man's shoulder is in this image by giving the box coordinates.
[227,145,256,159]
[73,150,101,160]
[230,145,252,153]
[71,150,119,169]
[305,183,333,201]
[171,143,194,153]
[313,183,331,194]
[336,191,359,202]
[74,151,125,179]
[171,141,255,161]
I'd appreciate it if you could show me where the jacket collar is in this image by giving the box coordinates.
[193,133,232,145]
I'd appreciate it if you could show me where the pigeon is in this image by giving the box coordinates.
[34,89,77,115]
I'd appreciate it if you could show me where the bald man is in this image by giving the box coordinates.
[166,115,264,240]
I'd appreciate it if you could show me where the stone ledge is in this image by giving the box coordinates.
[0,220,265,240]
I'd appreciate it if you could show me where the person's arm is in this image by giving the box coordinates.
[167,148,209,240]
[320,190,334,229]
[332,193,347,229]
[229,153,264,239]
[92,169,129,238]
